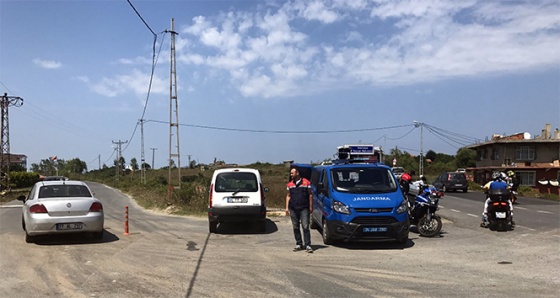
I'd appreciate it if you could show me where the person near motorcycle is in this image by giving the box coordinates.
[399,170,416,206]
[481,172,514,227]
[507,170,520,204]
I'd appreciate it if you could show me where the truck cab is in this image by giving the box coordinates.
[309,145,410,245]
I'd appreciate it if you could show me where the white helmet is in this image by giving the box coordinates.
[492,172,502,180]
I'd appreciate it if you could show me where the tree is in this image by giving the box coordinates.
[130,158,139,171]
[456,147,477,168]
[189,160,197,169]
[425,150,437,162]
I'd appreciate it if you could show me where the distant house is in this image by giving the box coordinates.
[1,153,27,169]
[467,124,560,195]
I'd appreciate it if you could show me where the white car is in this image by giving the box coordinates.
[208,168,267,233]
[18,180,104,243]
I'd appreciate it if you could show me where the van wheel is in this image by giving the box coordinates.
[209,221,218,233]
[322,219,334,245]
[258,220,267,233]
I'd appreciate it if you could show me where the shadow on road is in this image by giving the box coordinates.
[28,229,120,246]
[211,219,278,235]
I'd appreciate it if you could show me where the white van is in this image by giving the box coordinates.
[208,168,267,233]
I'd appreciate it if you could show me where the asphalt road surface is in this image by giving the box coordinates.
[1,182,559,298]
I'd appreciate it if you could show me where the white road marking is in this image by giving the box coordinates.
[450,209,461,213]
[0,205,21,208]
[537,210,554,215]
[515,206,528,210]
[466,213,479,217]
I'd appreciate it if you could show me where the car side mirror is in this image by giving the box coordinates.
[17,195,26,202]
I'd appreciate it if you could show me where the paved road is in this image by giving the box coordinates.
[1,183,559,297]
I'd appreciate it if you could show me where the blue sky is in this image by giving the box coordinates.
[1,0,559,169]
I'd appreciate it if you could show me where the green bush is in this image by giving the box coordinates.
[9,171,40,188]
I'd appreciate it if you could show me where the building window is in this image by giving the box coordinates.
[518,171,535,186]
[515,146,535,161]
[491,148,499,160]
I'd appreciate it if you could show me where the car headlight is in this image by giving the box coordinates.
[332,200,350,215]
[396,198,408,214]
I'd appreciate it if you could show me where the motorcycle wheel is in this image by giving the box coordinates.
[418,215,442,237]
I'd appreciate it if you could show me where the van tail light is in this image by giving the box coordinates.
[29,204,48,213]
[89,202,103,212]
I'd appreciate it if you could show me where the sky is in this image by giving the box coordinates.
[1,0,559,170]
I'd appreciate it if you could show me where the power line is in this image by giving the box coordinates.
[144,119,414,134]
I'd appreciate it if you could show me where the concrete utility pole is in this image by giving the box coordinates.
[165,19,181,201]
[1,93,23,191]
[112,140,128,181]
[139,119,146,184]
[150,147,157,170]
[413,120,424,176]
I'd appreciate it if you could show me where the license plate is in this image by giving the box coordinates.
[363,227,387,233]
[495,212,506,219]
[56,223,83,230]
[455,184,463,186]
[227,197,248,203]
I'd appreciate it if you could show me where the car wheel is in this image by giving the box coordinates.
[209,221,218,233]
[396,233,409,245]
[25,232,35,243]
[21,216,26,231]
[322,219,334,245]
[92,230,104,240]
[463,188,468,193]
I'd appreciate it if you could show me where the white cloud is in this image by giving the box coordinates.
[167,0,560,98]
[91,69,167,99]
[32,58,62,69]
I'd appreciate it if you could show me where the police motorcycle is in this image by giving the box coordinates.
[409,185,443,237]
[485,188,513,231]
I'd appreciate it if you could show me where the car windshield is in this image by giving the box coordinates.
[331,168,398,194]
[215,172,258,193]
[38,185,92,198]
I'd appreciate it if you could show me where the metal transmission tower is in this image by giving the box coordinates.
[112,140,128,181]
[166,19,181,200]
[1,93,23,191]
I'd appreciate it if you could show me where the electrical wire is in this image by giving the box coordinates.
[143,120,413,134]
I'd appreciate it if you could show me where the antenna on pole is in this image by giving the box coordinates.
[165,19,181,201]
[1,93,23,192]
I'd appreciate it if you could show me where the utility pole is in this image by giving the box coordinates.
[165,19,181,201]
[150,147,157,170]
[139,119,146,184]
[112,140,128,181]
[1,93,23,192]
[413,120,424,176]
